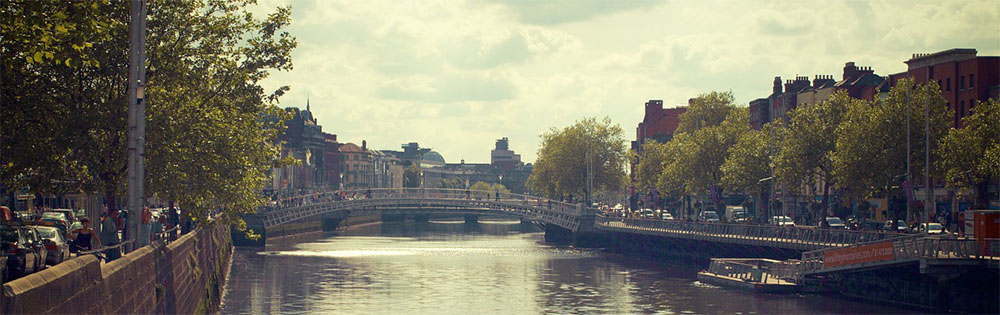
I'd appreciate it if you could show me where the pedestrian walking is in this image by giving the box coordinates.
[139,207,152,247]
[152,214,164,241]
[69,217,101,253]
[100,208,121,261]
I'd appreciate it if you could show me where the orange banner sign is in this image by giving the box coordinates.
[823,241,895,268]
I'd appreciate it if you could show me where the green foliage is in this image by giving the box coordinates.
[675,91,737,134]
[632,140,669,196]
[937,98,1000,205]
[776,91,854,190]
[0,0,111,68]
[0,0,297,235]
[721,123,777,196]
[832,78,952,199]
[528,117,627,199]
[403,165,421,187]
[470,181,509,194]
[657,96,747,198]
[775,91,856,223]
[436,178,466,189]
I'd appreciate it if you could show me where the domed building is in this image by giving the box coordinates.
[420,151,446,168]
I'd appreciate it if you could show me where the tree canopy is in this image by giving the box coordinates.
[528,117,627,201]
[832,79,951,202]
[775,90,857,224]
[937,98,1000,207]
[657,93,747,200]
[1,0,297,235]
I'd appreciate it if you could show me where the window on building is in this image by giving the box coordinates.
[946,78,951,91]
[960,101,965,117]
[937,80,942,89]
[970,74,975,88]
[960,76,964,90]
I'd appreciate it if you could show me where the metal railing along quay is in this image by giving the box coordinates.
[595,216,904,251]
[264,188,589,231]
[800,236,1000,274]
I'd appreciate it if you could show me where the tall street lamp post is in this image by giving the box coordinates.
[125,0,147,253]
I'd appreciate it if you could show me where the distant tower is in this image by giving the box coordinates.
[306,95,310,112]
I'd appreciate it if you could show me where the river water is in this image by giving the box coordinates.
[219,220,912,314]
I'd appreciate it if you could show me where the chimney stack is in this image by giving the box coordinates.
[843,62,858,81]
[362,140,367,150]
[813,74,834,88]
[773,76,782,94]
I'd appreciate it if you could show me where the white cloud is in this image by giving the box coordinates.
[255,0,1000,164]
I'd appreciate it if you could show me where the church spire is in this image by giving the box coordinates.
[306,95,310,112]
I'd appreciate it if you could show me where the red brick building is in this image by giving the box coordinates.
[323,133,341,189]
[887,48,1000,128]
[630,100,686,209]
[633,100,686,152]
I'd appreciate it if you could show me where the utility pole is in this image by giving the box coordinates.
[125,0,147,253]
[906,83,911,224]
[924,75,932,228]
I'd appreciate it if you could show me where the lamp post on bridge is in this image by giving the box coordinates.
[759,176,773,224]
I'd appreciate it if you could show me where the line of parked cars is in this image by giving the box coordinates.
[2,206,79,283]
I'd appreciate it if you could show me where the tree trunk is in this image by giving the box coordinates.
[104,185,117,212]
[821,178,831,227]
[974,175,991,210]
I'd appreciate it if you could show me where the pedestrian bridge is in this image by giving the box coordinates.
[263,188,594,232]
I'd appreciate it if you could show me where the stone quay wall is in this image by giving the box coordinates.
[1,224,233,314]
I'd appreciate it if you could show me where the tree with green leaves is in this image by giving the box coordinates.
[833,78,951,222]
[775,91,856,225]
[675,91,737,134]
[631,140,669,198]
[657,93,747,217]
[937,98,1000,209]
[528,117,627,202]
[1,0,297,237]
[721,123,780,221]
[403,165,421,188]
[436,178,465,189]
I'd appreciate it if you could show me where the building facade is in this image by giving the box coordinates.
[490,137,522,172]
[888,48,1000,128]
[270,103,326,195]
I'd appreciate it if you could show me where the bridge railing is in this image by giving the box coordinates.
[270,188,584,217]
[595,216,904,248]
[799,236,998,274]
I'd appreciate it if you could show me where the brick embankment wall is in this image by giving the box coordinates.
[1,224,233,314]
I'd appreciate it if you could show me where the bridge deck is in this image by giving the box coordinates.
[596,217,904,251]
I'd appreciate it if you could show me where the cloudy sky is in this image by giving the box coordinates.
[250,0,999,164]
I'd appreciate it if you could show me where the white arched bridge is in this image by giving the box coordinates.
[262,188,595,232]
[259,187,912,252]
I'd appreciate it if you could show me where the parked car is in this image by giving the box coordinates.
[35,226,70,266]
[46,209,76,224]
[640,209,656,219]
[824,217,846,229]
[883,220,909,233]
[916,222,947,235]
[724,206,749,223]
[39,211,71,235]
[21,226,47,269]
[698,211,720,223]
[662,213,675,220]
[2,225,43,279]
[771,216,796,227]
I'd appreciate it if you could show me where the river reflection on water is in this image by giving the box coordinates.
[219,220,912,314]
